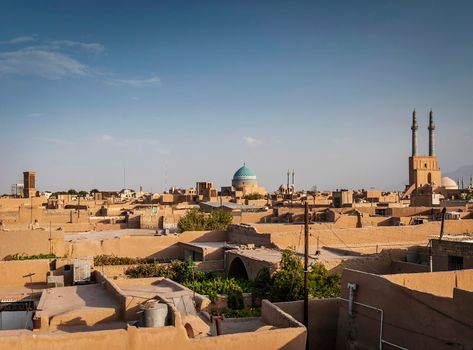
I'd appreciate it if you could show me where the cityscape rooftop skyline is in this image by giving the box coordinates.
[1,1,473,193]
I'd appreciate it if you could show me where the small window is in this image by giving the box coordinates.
[64,264,71,271]
[448,256,463,271]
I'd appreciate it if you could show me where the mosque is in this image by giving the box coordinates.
[404,109,459,206]
[221,164,267,197]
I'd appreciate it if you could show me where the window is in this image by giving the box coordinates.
[448,256,463,270]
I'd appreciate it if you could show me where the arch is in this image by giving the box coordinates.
[428,172,432,184]
[227,257,249,280]
[184,323,195,338]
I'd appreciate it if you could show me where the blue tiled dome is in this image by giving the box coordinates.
[233,165,256,179]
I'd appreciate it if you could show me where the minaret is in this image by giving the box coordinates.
[291,169,295,192]
[411,109,418,156]
[286,169,290,194]
[428,109,436,156]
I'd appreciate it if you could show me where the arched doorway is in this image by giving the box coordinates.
[428,172,432,184]
[228,257,249,280]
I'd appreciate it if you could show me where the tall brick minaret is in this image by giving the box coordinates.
[428,109,436,156]
[411,109,418,156]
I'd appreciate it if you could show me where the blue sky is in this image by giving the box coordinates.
[1,0,473,193]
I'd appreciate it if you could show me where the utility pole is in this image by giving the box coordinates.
[49,221,52,255]
[304,201,309,350]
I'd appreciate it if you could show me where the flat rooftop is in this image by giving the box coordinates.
[228,248,283,264]
[179,241,239,249]
[35,284,122,331]
[114,277,195,300]
[64,229,156,242]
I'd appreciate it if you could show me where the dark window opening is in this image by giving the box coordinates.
[448,256,463,271]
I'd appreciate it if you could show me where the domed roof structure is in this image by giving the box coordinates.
[441,177,458,190]
[233,164,257,180]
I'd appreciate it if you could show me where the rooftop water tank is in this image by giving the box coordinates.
[140,300,168,328]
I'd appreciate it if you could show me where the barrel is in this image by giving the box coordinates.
[140,300,168,327]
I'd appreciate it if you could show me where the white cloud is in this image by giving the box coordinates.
[5,36,35,44]
[43,40,105,54]
[243,136,262,147]
[0,49,90,79]
[106,75,161,88]
[0,37,159,86]
[99,135,159,147]
[101,134,114,143]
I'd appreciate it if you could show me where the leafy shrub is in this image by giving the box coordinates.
[177,209,207,231]
[243,193,264,200]
[125,258,214,282]
[183,277,245,308]
[94,254,158,266]
[309,263,341,298]
[267,249,341,302]
[125,263,169,279]
[269,250,305,302]
[211,307,261,318]
[178,209,232,232]
[251,267,272,300]
[5,253,58,261]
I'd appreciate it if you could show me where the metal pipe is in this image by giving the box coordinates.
[214,316,223,335]
[338,297,408,350]
[439,207,447,241]
[347,283,357,316]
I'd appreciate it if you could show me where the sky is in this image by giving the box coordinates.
[1,0,473,194]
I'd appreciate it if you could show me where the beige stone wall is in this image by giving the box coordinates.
[66,230,228,259]
[0,230,65,260]
[232,211,274,224]
[0,259,52,288]
[336,269,473,349]
[276,299,340,350]
[252,220,473,253]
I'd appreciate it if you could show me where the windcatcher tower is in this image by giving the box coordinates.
[23,171,36,198]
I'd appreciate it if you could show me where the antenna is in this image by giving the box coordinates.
[123,168,126,190]
[164,163,168,193]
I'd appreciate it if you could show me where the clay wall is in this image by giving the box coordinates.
[0,301,306,350]
[0,259,52,288]
[276,299,340,350]
[431,240,473,271]
[65,230,228,259]
[0,230,65,260]
[227,224,273,247]
[336,269,473,349]
[251,220,473,253]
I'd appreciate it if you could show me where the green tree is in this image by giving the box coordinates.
[67,189,78,195]
[269,249,304,302]
[90,189,100,194]
[206,209,233,230]
[178,208,232,232]
[244,193,264,200]
[178,208,207,231]
[252,267,272,300]
[268,249,341,302]
[308,263,341,298]
[78,190,88,197]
